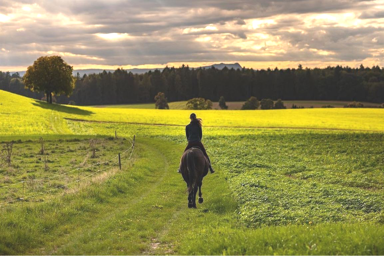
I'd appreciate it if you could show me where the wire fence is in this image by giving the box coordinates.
[0,135,136,209]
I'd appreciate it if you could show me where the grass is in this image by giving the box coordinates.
[92,101,188,109]
[0,137,133,205]
[1,90,384,135]
[0,89,384,254]
[95,100,383,110]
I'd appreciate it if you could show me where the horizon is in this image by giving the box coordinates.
[3,61,383,74]
[1,0,384,72]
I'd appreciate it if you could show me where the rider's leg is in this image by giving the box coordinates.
[205,155,215,173]
[196,142,215,174]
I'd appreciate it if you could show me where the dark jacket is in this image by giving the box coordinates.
[186,121,202,142]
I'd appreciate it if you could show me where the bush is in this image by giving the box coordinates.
[292,104,304,109]
[186,98,212,110]
[219,96,228,109]
[241,96,259,110]
[68,100,76,105]
[322,105,334,108]
[154,92,169,109]
[274,99,286,109]
[345,101,364,108]
[260,99,274,110]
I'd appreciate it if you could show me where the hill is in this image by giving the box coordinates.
[0,89,384,254]
[12,63,242,77]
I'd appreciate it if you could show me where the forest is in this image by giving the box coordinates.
[1,65,383,105]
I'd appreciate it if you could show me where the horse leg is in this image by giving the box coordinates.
[188,190,194,208]
[192,186,198,208]
[198,182,204,204]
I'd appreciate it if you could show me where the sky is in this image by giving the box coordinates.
[0,0,384,71]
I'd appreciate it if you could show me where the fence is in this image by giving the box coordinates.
[0,135,136,209]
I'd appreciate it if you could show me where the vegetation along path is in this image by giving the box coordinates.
[0,137,238,254]
[1,91,383,254]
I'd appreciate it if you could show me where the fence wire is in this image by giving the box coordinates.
[0,135,136,209]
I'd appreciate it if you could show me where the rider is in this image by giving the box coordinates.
[178,113,215,174]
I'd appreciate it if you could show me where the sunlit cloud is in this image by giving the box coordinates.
[22,6,31,11]
[1,0,384,71]
[0,14,11,22]
[96,33,133,40]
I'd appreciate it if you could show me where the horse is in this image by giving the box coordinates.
[179,147,209,208]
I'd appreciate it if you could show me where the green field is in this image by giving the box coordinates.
[0,90,383,254]
[94,100,382,110]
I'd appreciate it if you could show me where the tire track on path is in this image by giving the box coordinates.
[36,139,185,254]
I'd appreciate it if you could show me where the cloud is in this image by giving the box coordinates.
[0,0,384,70]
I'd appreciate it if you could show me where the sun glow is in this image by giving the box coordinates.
[0,14,11,22]
[96,33,132,40]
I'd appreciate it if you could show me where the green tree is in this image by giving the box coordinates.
[23,56,75,104]
[274,99,286,109]
[260,99,274,109]
[241,96,259,110]
[186,98,212,110]
[205,99,213,110]
[219,96,228,109]
[154,92,169,109]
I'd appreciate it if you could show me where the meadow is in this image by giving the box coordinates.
[0,89,383,254]
[94,100,382,110]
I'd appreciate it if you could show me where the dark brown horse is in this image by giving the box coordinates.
[179,147,209,208]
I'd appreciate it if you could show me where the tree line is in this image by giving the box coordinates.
[1,64,384,105]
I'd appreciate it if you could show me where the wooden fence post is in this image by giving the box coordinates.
[118,153,121,170]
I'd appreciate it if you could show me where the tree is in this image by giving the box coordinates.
[23,56,75,104]
[186,98,212,110]
[205,99,213,110]
[274,99,286,109]
[241,96,259,110]
[219,96,228,109]
[154,92,169,109]
[260,99,274,109]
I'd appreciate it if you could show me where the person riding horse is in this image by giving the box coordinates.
[178,113,215,174]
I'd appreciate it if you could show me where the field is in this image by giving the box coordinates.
[94,100,382,110]
[0,90,383,254]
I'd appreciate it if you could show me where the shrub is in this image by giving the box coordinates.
[260,99,274,110]
[274,99,286,109]
[241,96,259,110]
[186,98,212,110]
[322,105,334,108]
[219,96,228,109]
[345,102,364,108]
[292,104,304,109]
[68,100,76,105]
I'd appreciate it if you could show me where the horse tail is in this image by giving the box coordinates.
[186,150,196,193]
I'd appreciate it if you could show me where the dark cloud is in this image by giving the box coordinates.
[360,10,384,19]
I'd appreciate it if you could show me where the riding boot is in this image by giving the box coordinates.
[206,156,215,174]
[209,165,215,174]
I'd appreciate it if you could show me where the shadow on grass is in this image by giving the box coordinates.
[32,101,94,116]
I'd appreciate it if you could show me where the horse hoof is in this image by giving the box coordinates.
[188,203,193,208]
[193,204,197,208]
[198,198,204,204]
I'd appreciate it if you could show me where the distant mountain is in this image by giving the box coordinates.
[202,63,242,70]
[12,63,242,77]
